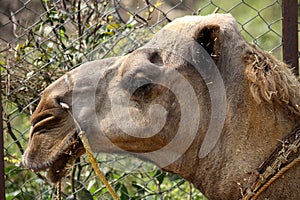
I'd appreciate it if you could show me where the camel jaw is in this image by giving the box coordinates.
[22,131,85,183]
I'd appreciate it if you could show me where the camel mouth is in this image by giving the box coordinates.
[23,131,85,183]
[46,132,85,183]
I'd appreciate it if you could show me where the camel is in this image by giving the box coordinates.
[22,14,300,199]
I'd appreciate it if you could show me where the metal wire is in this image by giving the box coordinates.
[1,0,298,199]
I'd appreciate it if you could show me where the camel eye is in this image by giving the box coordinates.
[133,76,152,89]
[54,97,70,109]
[121,70,153,93]
[120,61,161,95]
[133,83,153,94]
[55,96,64,105]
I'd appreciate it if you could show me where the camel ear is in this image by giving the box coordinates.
[196,25,221,63]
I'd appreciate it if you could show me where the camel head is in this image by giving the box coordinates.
[23,14,300,199]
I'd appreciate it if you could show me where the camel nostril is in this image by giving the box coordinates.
[149,52,163,66]
[32,113,53,127]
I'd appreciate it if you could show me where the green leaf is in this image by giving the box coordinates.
[59,26,67,39]
[5,165,23,176]
[120,184,129,200]
[48,11,59,20]
[154,169,165,185]
[76,187,93,200]
[115,182,122,191]
[87,178,96,190]
[132,181,146,195]
[43,26,52,35]
[6,191,21,200]
[125,23,133,29]
[26,71,34,78]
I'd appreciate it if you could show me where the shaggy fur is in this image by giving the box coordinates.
[244,45,300,115]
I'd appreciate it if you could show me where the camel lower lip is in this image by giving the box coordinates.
[22,131,85,177]
[22,150,52,171]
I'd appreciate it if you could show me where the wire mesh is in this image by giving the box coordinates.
[1,0,297,199]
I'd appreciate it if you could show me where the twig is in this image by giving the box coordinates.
[213,7,220,14]
[10,11,19,38]
[78,131,120,200]
[60,102,120,200]
[71,157,81,199]
[77,0,83,48]
[6,120,24,155]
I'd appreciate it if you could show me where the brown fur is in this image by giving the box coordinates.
[22,14,300,199]
[244,45,300,115]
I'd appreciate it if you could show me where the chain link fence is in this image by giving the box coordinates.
[1,0,298,199]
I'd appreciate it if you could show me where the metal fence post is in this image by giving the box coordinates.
[0,73,5,199]
[282,0,299,75]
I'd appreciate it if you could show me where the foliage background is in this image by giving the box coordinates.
[1,0,297,199]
